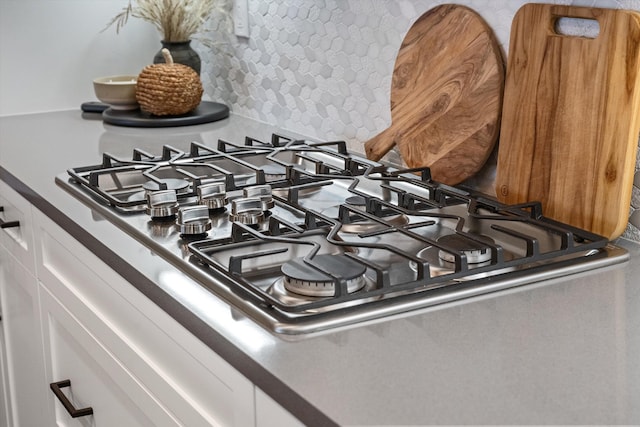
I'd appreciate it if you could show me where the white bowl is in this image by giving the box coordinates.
[93,75,138,110]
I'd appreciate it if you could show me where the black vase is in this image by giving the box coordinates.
[153,40,201,75]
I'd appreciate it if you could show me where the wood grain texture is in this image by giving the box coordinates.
[495,4,640,240]
[364,4,504,185]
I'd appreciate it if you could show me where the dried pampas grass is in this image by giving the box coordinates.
[105,0,233,46]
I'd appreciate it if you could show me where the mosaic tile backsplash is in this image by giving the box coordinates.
[200,0,640,240]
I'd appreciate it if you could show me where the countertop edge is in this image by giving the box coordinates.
[0,166,339,427]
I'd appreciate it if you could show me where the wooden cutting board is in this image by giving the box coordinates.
[495,4,640,240]
[364,4,504,185]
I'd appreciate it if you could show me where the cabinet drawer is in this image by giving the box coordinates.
[33,209,255,427]
[0,180,35,274]
[40,285,177,426]
[0,246,47,427]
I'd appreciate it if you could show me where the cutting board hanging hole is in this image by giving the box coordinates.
[554,17,600,38]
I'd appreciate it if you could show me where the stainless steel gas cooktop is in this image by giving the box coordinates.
[56,134,629,335]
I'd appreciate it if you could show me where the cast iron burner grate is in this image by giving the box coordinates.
[188,177,611,315]
[59,132,627,334]
[66,134,361,212]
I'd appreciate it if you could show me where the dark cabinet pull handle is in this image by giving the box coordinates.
[0,207,20,229]
[49,380,94,418]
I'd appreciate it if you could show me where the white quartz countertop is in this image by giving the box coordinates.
[1,110,639,426]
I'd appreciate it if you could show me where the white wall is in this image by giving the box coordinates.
[3,0,639,125]
[0,0,159,116]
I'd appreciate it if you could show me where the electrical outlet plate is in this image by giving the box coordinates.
[234,0,249,38]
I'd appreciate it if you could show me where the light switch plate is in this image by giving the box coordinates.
[234,0,249,38]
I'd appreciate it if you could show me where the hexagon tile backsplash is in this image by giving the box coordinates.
[200,0,640,240]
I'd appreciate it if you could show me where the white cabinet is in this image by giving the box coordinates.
[0,180,36,273]
[0,308,11,427]
[39,282,175,426]
[256,388,305,427]
[0,182,48,427]
[33,208,256,427]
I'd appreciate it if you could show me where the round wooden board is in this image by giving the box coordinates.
[364,4,504,185]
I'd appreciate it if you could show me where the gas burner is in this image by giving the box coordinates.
[245,165,287,186]
[409,234,515,279]
[124,191,151,212]
[342,214,409,234]
[436,234,494,264]
[177,205,212,237]
[320,204,410,234]
[268,276,378,311]
[345,195,367,205]
[197,182,226,211]
[146,190,179,219]
[281,254,367,297]
[142,178,190,193]
[229,198,264,225]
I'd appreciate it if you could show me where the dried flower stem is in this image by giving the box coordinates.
[104,0,233,45]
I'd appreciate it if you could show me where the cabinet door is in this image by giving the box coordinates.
[34,208,255,427]
[0,300,13,427]
[39,283,179,427]
[0,180,36,274]
[0,245,48,427]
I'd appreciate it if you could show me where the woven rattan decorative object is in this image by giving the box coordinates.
[136,48,203,116]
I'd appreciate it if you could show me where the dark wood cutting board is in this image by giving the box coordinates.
[495,4,640,240]
[364,4,504,185]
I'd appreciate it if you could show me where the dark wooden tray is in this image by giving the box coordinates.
[101,101,229,128]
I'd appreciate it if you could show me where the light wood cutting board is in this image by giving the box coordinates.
[364,4,504,185]
[495,4,640,240]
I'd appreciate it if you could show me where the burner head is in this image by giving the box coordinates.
[345,195,367,206]
[246,165,286,186]
[142,178,190,193]
[281,254,367,297]
[321,205,410,234]
[410,233,515,280]
[436,234,494,264]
